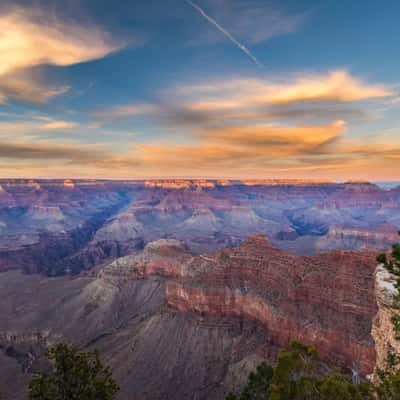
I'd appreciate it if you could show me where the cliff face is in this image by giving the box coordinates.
[372,265,400,379]
[95,235,379,375]
[165,235,378,376]
[0,236,380,400]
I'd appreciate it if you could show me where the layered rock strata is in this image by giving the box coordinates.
[372,265,400,379]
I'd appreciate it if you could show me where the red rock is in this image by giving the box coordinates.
[161,235,378,375]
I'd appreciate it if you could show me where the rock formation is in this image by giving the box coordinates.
[165,235,378,376]
[372,264,400,379]
[0,179,399,275]
[0,235,380,399]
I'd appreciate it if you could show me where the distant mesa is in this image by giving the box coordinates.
[143,178,337,189]
[27,179,41,190]
[144,179,216,189]
[345,180,371,184]
[63,179,75,188]
[217,179,232,186]
[240,179,332,186]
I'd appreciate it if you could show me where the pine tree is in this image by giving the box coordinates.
[28,342,119,400]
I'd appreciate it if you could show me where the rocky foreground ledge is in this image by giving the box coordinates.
[372,264,400,379]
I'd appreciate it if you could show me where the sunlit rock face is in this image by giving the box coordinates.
[372,265,400,380]
[63,179,75,188]
[144,179,216,189]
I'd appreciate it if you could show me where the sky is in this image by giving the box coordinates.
[0,0,400,180]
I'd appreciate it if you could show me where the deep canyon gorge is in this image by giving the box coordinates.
[1,179,400,399]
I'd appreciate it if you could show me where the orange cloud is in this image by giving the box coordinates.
[42,120,79,130]
[86,68,398,180]
[203,120,345,149]
[0,6,124,103]
[0,129,399,180]
[132,120,346,169]
[93,71,389,130]
[179,70,392,110]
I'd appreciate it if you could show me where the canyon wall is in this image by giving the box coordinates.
[0,180,399,276]
[164,235,378,375]
[372,265,400,379]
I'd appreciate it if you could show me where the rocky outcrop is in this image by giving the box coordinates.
[372,265,400,379]
[165,235,378,376]
[0,331,50,346]
[98,239,191,285]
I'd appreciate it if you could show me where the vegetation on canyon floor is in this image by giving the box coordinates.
[226,341,400,400]
[28,343,119,400]
[15,339,400,400]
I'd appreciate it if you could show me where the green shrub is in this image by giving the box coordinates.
[28,342,119,400]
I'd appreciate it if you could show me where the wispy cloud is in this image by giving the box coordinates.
[177,70,392,106]
[184,0,262,67]
[93,103,160,120]
[0,6,126,104]
[94,70,391,126]
[42,120,80,130]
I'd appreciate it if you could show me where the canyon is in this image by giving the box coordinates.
[0,235,380,399]
[0,179,399,399]
[0,179,399,275]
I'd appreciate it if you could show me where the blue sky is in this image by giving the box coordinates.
[0,0,399,180]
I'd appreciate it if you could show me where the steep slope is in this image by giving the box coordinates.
[0,236,378,399]
[372,265,400,379]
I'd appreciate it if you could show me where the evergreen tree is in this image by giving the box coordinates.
[226,340,376,400]
[28,342,119,400]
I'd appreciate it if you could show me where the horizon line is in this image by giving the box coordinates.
[0,177,399,183]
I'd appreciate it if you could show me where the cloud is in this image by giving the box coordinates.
[178,70,392,108]
[0,70,70,104]
[0,141,107,162]
[41,120,80,130]
[2,66,394,179]
[87,69,398,179]
[131,120,346,170]
[129,134,400,179]
[0,125,399,180]
[0,7,123,76]
[94,70,387,129]
[93,104,160,120]
[0,6,125,103]
[202,120,346,149]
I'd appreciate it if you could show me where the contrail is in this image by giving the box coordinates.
[185,0,263,67]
